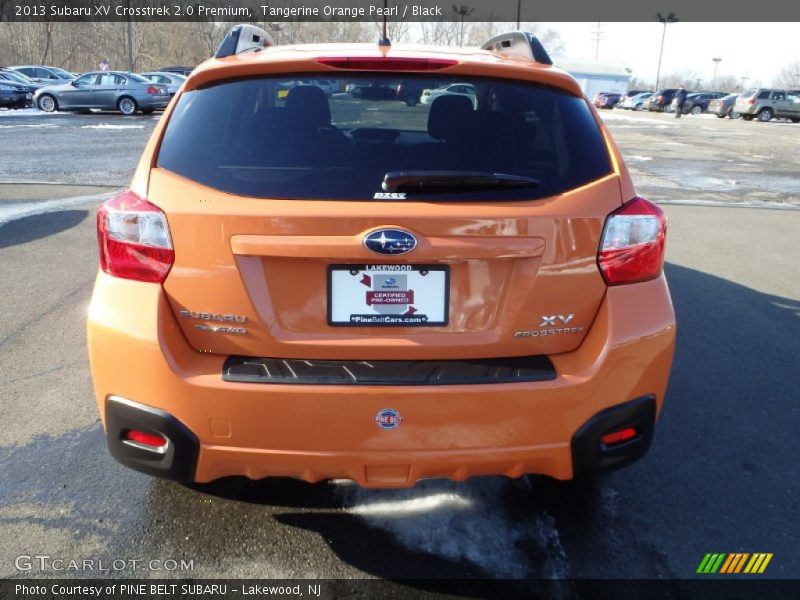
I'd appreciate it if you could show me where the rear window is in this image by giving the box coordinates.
[157,75,612,201]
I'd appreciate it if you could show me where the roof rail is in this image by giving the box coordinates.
[215,24,273,59]
[481,31,552,66]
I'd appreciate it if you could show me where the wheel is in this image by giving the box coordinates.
[690,105,702,115]
[791,118,800,123]
[38,94,58,113]
[716,113,726,118]
[635,103,644,111]
[117,96,138,115]
[757,108,772,122]
[404,98,418,107]
[742,115,753,121]
[729,110,740,119]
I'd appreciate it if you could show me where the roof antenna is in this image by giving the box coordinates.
[379,0,391,46]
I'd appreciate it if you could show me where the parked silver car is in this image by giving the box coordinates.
[138,71,187,97]
[9,65,76,84]
[34,71,170,115]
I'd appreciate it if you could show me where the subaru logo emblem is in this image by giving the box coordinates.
[363,229,417,255]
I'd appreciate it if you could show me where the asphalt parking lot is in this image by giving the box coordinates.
[0,106,798,582]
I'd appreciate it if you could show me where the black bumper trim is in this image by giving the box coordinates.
[222,355,557,386]
[104,396,198,482]
[571,395,657,478]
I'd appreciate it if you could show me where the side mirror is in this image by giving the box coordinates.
[70,80,78,86]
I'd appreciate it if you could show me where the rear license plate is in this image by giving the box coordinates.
[328,264,449,326]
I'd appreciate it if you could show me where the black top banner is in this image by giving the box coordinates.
[2,0,799,22]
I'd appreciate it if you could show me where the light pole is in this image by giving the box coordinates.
[739,76,748,92]
[711,57,722,91]
[452,5,474,46]
[654,12,678,92]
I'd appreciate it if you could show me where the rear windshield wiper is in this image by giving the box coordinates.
[382,171,539,194]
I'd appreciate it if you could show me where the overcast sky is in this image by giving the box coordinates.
[545,22,798,86]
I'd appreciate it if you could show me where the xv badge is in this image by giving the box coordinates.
[540,314,574,327]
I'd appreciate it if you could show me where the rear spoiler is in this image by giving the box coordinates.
[215,24,273,59]
[480,31,552,66]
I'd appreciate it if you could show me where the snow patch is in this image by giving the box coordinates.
[80,124,144,130]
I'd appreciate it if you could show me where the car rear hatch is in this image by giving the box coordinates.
[148,70,623,361]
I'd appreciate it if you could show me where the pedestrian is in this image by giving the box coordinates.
[674,86,687,118]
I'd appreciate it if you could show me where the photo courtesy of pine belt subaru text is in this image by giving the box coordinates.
[88,25,676,488]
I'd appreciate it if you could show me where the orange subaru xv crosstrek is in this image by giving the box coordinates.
[88,26,675,487]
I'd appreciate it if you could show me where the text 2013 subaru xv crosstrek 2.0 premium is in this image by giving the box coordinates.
[88,26,675,487]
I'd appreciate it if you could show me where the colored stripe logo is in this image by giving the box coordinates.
[697,553,773,574]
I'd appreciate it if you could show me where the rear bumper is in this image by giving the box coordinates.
[137,96,170,110]
[88,272,675,487]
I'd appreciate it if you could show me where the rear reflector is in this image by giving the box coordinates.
[96,190,174,283]
[125,429,167,448]
[598,196,667,285]
[600,427,637,445]
[316,56,457,71]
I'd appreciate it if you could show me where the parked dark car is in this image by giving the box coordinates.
[396,80,428,106]
[9,65,75,84]
[592,92,622,109]
[0,80,32,109]
[0,68,46,94]
[349,82,397,100]
[681,91,728,115]
[157,66,193,76]
[648,88,679,112]
[708,93,740,119]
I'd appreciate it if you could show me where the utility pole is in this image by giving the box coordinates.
[590,22,605,61]
[126,21,134,72]
[739,76,748,92]
[452,5,474,46]
[654,13,678,92]
[711,57,722,91]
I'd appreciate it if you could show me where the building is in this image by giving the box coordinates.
[556,59,632,100]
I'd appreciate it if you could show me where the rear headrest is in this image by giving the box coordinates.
[428,95,474,141]
[286,85,331,127]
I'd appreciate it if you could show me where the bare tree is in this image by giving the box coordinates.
[773,60,800,88]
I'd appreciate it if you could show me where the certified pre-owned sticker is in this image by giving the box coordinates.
[375,408,404,430]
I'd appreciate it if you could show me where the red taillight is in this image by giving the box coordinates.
[601,427,638,445]
[316,56,457,71]
[598,197,667,285]
[656,95,663,103]
[146,85,158,94]
[96,190,174,283]
[125,429,167,448]
[748,98,755,105]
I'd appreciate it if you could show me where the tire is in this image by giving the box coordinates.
[690,105,702,115]
[404,98,418,107]
[38,94,58,113]
[729,110,740,119]
[791,118,800,123]
[742,115,754,121]
[757,108,772,122]
[117,96,138,115]
[716,113,726,118]
[634,103,644,111]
